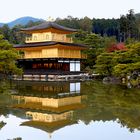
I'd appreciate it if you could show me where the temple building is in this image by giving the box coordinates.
[14,21,87,78]
[12,82,85,113]
[11,82,86,137]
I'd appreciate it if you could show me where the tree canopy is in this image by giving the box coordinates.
[0,35,22,77]
[94,41,140,79]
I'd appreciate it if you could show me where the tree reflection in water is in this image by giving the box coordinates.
[77,81,140,132]
[0,80,140,134]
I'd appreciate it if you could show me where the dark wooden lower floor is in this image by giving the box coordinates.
[17,58,83,75]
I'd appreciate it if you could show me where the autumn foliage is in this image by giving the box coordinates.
[106,43,127,52]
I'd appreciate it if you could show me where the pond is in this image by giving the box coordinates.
[0,80,140,140]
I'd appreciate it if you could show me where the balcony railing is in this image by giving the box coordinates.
[25,36,73,43]
[18,53,86,59]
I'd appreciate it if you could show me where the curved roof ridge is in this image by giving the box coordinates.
[21,21,78,32]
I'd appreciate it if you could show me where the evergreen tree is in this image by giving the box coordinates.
[0,35,22,77]
[120,9,139,41]
[0,25,11,41]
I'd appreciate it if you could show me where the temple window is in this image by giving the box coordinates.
[46,34,49,40]
[34,36,37,41]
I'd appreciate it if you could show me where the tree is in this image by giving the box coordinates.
[73,32,118,70]
[0,35,22,77]
[0,24,11,41]
[56,16,92,32]
[95,41,140,80]
[92,18,120,40]
[113,42,140,76]
[74,32,105,69]
[73,30,88,44]
[126,9,138,38]
[79,16,92,33]
[106,43,127,52]
[120,9,139,41]
[95,53,115,76]
[56,16,81,30]
[10,25,25,44]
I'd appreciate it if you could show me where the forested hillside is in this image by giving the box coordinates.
[0,9,140,44]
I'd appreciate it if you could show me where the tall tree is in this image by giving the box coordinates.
[10,25,25,44]
[92,18,120,40]
[120,9,139,41]
[0,35,22,77]
[79,16,92,33]
[56,16,92,32]
[0,25,11,41]
[127,9,138,38]
[74,32,106,69]
[95,52,115,76]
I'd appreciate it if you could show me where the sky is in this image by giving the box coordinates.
[0,0,140,23]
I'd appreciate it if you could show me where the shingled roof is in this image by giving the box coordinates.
[21,22,77,32]
[21,120,77,133]
[14,41,87,49]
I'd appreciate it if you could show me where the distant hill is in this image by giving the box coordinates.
[0,16,44,28]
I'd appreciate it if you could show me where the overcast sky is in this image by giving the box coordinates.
[0,0,140,23]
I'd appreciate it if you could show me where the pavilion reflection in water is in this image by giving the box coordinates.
[12,82,86,138]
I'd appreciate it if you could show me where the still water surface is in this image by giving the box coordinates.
[0,80,140,140]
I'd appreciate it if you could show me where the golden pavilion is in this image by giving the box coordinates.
[14,21,87,77]
[11,82,86,136]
